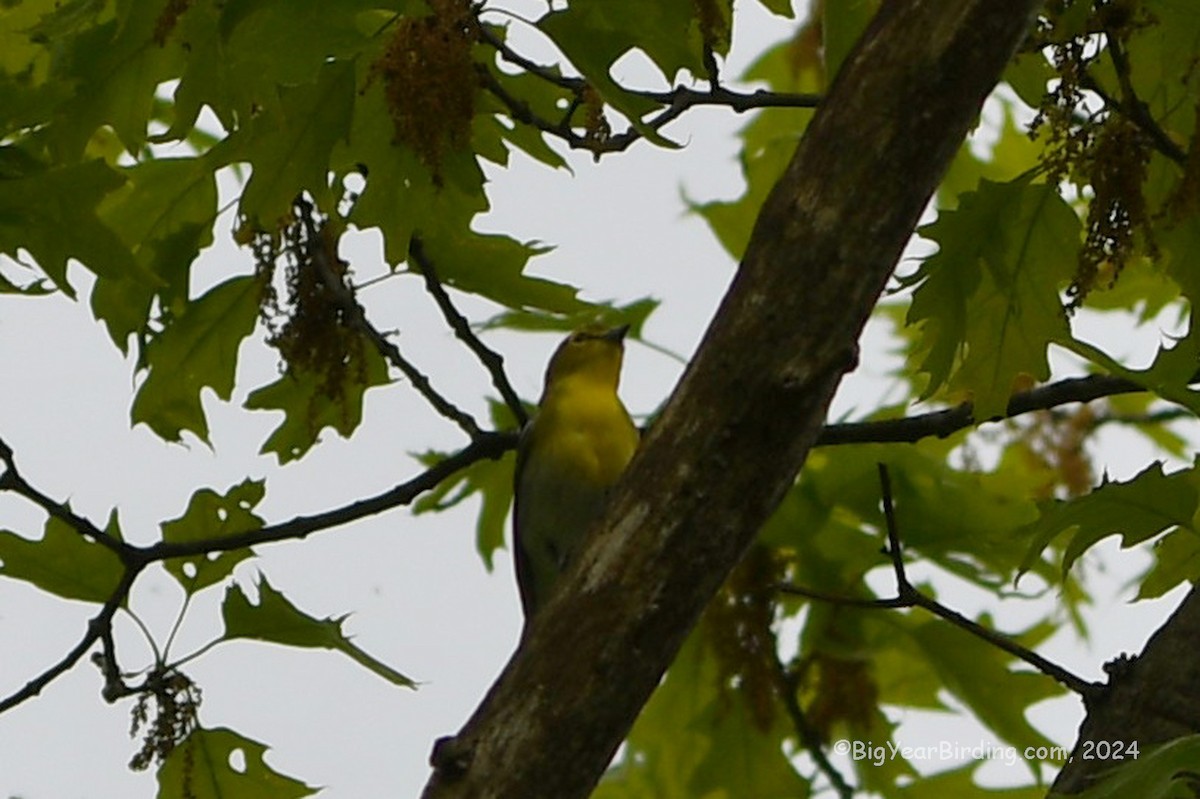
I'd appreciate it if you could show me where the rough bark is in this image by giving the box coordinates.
[421,2,1043,797]
[1052,585,1200,792]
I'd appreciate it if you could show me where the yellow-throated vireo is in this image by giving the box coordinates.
[513,325,639,618]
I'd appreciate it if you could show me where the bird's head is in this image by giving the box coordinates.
[542,325,630,395]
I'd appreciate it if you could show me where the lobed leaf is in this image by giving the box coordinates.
[221,575,415,688]
[0,512,124,604]
[131,275,265,443]
[161,480,266,595]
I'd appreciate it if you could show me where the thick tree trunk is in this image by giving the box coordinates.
[421,2,1043,797]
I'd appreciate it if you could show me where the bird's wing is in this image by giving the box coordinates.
[512,418,538,617]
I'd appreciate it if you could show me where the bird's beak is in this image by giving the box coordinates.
[603,324,631,343]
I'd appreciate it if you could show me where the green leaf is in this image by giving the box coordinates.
[1019,462,1200,579]
[754,0,795,18]
[161,480,265,595]
[560,0,709,80]
[1062,315,1200,416]
[218,0,377,85]
[414,449,516,571]
[536,1,685,145]
[165,0,414,142]
[908,179,1080,418]
[238,60,355,227]
[479,54,572,171]
[775,442,1043,594]
[1003,51,1054,111]
[246,344,391,464]
[896,763,1047,799]
[1078,257,1181,322]
[414,229,585,315]
[131,275,265,443]
[481,297,660,339]
[1063,735,1200,799]
[597,630,722,799]
[338,68,487,265]
[0,159,135,296]
[93,156,220,350]
[0,0,64,88]
[222,575,415,688]
[939,99,1042,210]
[0,511,124,603]
[603,625,809,798]
[40,2,183,158]
[1155,215,1200,315]
[686,695,810,799]
[156,726,316,799]
[1118,0,1200,140]
[1136,527,1200,601]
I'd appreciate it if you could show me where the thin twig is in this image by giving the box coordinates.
[1105,35,1187,165]
[483,77,819,157]
[408,238,528,428]
[476,21,584,92]
[476,19,818,160]
[1080,36,1188,165]
[632,85,821,112]
[476,17,819,115]
[0,435,129,557]
[0,566,139,713]
[777,466,1101,700]
[769,637,856,798]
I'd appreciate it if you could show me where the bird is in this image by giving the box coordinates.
[512,325,639,619]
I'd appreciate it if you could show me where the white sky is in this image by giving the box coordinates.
[0,1,1195,797]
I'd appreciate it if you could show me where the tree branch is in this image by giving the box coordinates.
[481,71,819,157]
[816,373,1156,445]
[138,432,512,561]
[475,20,585,92]
[475,19,818,158]
[0,428,510,715]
